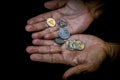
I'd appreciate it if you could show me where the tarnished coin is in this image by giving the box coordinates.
[58,28,70,40]
[66,40,75,50]
[46,18,56,27]
[68,40,74,50]
[66,40,85,51]
[54,38,65,45]
[72,40,78,50]
[57,19,67,28]
[75,41,85,50]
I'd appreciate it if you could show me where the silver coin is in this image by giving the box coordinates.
[57,19,67,28]
[54,38,65,45]
[58,28,70,40]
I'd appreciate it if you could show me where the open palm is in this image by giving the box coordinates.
[25,0,94,39]
[26,34,108,79]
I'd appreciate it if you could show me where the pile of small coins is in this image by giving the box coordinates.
[66,40,85,51]
[46,18,85,51]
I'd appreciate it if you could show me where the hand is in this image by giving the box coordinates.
[26,34,109,79]
[25,0,97,39]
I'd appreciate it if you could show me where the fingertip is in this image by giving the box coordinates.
[30,54,36,60]
[32,33,39,39]
[25,25,32,32]
[26,47,29,53]
[30,54,38,61]
[27,19,32,24]
[63,71,70,79]
[44,1,57,10]
[26,46,32,53]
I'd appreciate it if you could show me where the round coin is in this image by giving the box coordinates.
[54,38,65,45]
[47,18,56,27]
[57,19,67,28]
[58,28,70,40]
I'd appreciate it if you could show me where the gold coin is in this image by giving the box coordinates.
[66,40,75,51]
[75,41,85,50]
[66,40,85,51]
[66,41,73,50]
[47,18,56,27]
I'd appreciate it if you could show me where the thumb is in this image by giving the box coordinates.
[44,0,67,10]
[63,65,88,79]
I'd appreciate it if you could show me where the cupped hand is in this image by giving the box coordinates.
[25,0,94,39]
[26,34,108,79]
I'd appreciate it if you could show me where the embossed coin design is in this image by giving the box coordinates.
[66,40,85,51]
[75,41,85,50]
[57,19,67,28]
[58,28,70,40]
[54,38,65,45]
[47,18,56,27]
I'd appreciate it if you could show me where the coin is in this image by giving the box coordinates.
[68,40,74,50]
[54,38,65,45]
[66,40,85,51]
[75,41,85,50]
[72,40,78,50]
[58,28,70,40]
[57,19,67,28]
[66,40,74,50]
[46,18,56,27]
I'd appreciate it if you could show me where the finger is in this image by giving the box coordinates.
[44,0,67,10]
[25,22,47,32]
[26,46,61,54]
[44,31,58,39]
[27,12,52,24]
[32,27,58,39]
[32,39,56,46]
[30,54,65,64]
[63,65,88,79]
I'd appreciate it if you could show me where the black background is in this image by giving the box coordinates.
[4,0,120,80]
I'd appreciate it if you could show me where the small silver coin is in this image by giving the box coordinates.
[57,19,67,28]
[54,38,65,45]
[58,28,70,40]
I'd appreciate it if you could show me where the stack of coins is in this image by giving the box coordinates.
[47,18,70,45]
[52,18,70,45]
[66,40,85,51]
[46,18,85,51]
[57,19,70,44]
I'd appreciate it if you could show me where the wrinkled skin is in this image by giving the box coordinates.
[26,34,108,79]
[25,0,108,79]
[25,0,99,39]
